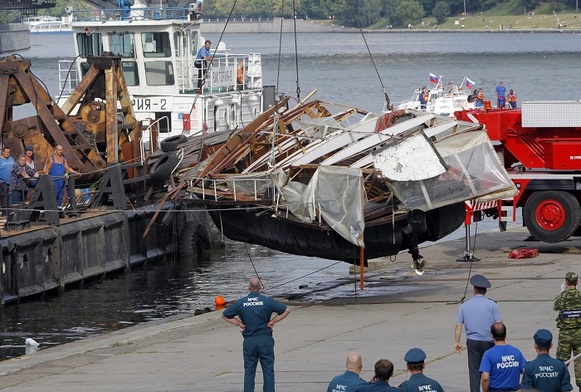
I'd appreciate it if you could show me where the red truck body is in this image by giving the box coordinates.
[455,102,581,243]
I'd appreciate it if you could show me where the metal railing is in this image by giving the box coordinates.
[176,54,262,93]
[58,53,262,96]
[188,177,277,202]
[70,7,193,22]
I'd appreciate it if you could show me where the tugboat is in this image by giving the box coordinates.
[58,1,267,149]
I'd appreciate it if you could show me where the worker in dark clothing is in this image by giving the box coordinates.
[222,278,291,392]
[521,329,573,392]
[354,359,399,391]
[399,348,445,392]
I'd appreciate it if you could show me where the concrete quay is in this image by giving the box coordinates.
[1,226,580,391]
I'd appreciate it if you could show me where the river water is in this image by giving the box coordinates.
[0,31,576,360]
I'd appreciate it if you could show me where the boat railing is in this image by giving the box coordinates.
[142,116,170,152]
[189,177,277,203]
[70,7,193,23]
[176,53,262,93]
[58,53,262,96]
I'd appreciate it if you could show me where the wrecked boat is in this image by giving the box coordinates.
[181,98,517,266]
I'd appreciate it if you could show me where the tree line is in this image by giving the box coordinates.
[202,0,579,28]
[3,0,579,28]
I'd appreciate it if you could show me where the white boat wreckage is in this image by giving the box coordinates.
[179,98,517,268]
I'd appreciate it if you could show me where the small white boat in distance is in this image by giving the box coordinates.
[57,1,268,149]
[23,15,72,34]
[394,76,475,117]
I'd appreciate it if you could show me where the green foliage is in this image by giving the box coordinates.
[337,0,383,27]
[432,1,450,23]
[393,0,425,26]
[298,0,341,19]
[38,0,93,17]
[380,0,400,22]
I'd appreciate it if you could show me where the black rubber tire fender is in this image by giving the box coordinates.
[179,221,211,257]
[149,152,180,182]
[160,134,188,152]
[523,190,581,243]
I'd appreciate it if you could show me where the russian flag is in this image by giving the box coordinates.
[465,77,475,89]
[429,73,438,84]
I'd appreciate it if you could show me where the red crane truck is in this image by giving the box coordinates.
[455,101,581,243]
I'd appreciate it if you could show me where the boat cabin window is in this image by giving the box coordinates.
[110,33,135,58]
[173,32,182,57]
[141,32,171,57]
[144,61,175,86]
[122,61,139,86]
[190,31,199,56]
[77,33,103,58]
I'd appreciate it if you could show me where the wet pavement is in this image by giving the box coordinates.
[1,226,580,391]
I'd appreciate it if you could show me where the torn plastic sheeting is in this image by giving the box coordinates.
[282,166,365,248]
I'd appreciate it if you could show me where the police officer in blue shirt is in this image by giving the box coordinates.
[399,348,445,392]
[522,329,573,392]
[328,352,366,392]
[222,278,291,392]
[455,274,503,392]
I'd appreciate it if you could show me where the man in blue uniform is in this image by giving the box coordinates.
[222,278,291,392]
[0,147,15,218]
[496,81,507,108]
[522,329,573,392]
[455,274,503,392]
[479,322,526,392]
[354,359,399,391]
[399,348,445,392]
[327,352,365,392]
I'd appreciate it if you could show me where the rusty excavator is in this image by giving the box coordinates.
[0,53,174,226]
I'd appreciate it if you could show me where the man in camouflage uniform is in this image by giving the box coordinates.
[554,272,581,388]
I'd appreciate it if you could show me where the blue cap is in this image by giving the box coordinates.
[533,329,552,349]
[470,274,491,288]
[404,348,426,363]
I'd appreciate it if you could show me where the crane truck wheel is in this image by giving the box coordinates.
[524,191,581,243]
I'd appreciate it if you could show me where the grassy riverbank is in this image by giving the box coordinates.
[422,12,581,31]
[315,10,581,31]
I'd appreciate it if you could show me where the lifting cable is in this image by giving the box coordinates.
[449,222,480,305]
[188,0,239,118]
[144,0,242,237]
[347,0,392,110]
[292,0,301,100]
[275,0,285,98]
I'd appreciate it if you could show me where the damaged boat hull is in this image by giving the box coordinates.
[208,202,465,263]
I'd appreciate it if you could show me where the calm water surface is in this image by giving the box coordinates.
[0,31,575,360]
